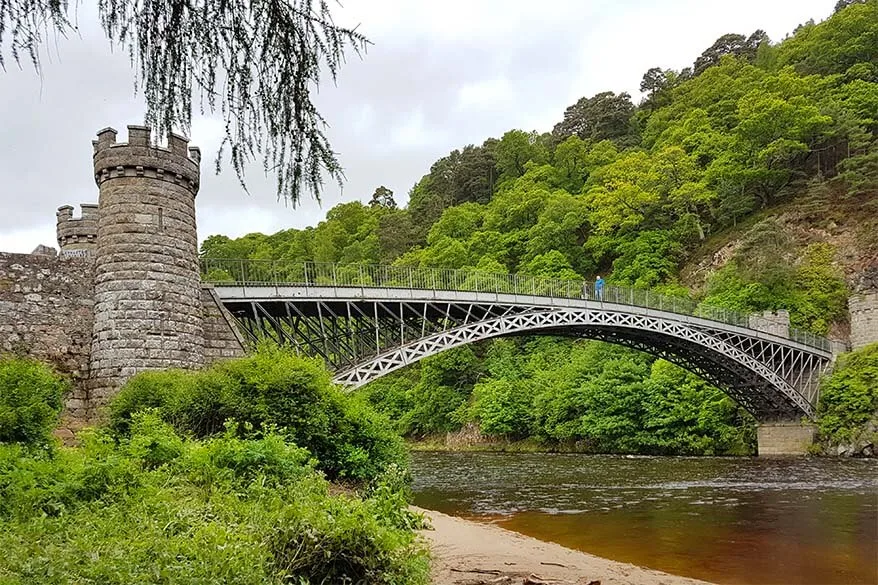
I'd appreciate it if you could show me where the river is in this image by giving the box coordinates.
[410,452,877,585]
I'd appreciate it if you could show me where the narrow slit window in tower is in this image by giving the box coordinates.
[158,207,164,231]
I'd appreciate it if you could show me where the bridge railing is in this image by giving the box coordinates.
[200,258,831,352]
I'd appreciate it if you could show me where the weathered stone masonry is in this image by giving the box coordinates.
[0,252,94,427]
[57,203,98,252]
[202,286,248,364]
[88,126,206,412]
[0,125,245,428]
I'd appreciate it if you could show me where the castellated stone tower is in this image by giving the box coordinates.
[88,125,204,411]
[56,203,99,253]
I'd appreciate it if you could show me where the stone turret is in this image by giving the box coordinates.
[56,203,99,254]
[849,293,878,350]
[88,125,204,412]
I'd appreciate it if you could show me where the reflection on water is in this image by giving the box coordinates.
[411,452,878,585]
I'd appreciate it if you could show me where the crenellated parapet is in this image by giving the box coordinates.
[749,310,790,339]
[92,126,201,196]
[56,203,99,252]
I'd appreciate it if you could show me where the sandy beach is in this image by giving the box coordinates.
[415,507,715,585]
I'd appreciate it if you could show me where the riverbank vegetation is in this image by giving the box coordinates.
[200,1,877,454]
[815,343,878,455]
[0,354,429,584]
[363,340,756,455]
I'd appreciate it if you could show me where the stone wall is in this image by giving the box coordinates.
[748,309,790,338]
[756,423,817,456]
[849,293,878,350]
[0,252,94,429]
[202,286,246,364]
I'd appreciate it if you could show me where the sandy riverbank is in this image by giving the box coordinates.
[415,507,715,585]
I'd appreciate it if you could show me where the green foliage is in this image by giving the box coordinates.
[495,130,549,183]
[611,231,684,288]
[693,31,767,76]
[790,243,849,334]
[777,0,878,77]
[552,91,638,145]
[367,339,756,456]
[110,346,406,482]
[638,361,756,455]
[816,344,878,444]
[0,420,429,584]
[0,356,67,447]
[471,379,534,438]
[199,4,874,456]
[702,231,848,335]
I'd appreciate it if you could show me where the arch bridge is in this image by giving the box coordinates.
[202,260,839,422]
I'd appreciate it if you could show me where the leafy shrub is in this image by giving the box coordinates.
[0,421,429,584]
[817,343,878,444]
[0,356,67,446]
[124,410,185,469]
[180,420,314,490]
[110,345,406,482]
[363,463,428,531]
[269,489,429,584]
[108,368,240,437]
[471,379,534,438]
[0,433,140,520]
[700,241,848,335]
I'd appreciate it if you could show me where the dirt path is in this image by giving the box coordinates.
[415,507,715,585]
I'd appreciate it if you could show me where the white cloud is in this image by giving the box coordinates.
[457,78,513,110]
[389,108,450,149]
[0,224,56,254]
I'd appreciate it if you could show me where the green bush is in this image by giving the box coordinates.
[109,345,407,482]
[817,343,878,444]
[0,356,67,446]
[471,379,534,438]
[0,419,430,584]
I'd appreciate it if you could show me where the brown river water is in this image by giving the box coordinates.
[410,452,878,585]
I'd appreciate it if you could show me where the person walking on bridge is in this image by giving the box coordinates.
[595,275,605,301]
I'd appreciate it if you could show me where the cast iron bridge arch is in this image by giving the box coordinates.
[202,260,839,422]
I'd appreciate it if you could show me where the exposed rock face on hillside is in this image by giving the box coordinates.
[852,263,878,293]
[681,195,877,296]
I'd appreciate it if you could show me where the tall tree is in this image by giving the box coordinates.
[495,130,547,182]
[0,0,367,205]
[693,30,768,75]
[552,91,636,145]
[369,186,397,209]
[640,67,668,99]
[639,67,689,111]
[377,209,418,263]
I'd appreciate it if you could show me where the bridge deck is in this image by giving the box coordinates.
[212,284,833,359]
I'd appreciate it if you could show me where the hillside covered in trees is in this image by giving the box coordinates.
[201,1,878,455]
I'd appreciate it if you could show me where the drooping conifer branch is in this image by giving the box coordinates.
[1,0,367,205]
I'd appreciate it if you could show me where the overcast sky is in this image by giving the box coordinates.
[0,0,832,253]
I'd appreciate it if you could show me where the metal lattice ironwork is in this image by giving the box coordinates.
[206,261,840,422]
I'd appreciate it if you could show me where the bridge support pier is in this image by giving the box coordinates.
[756,422,817,456]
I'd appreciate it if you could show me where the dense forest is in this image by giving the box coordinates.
[201,1,878,455]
